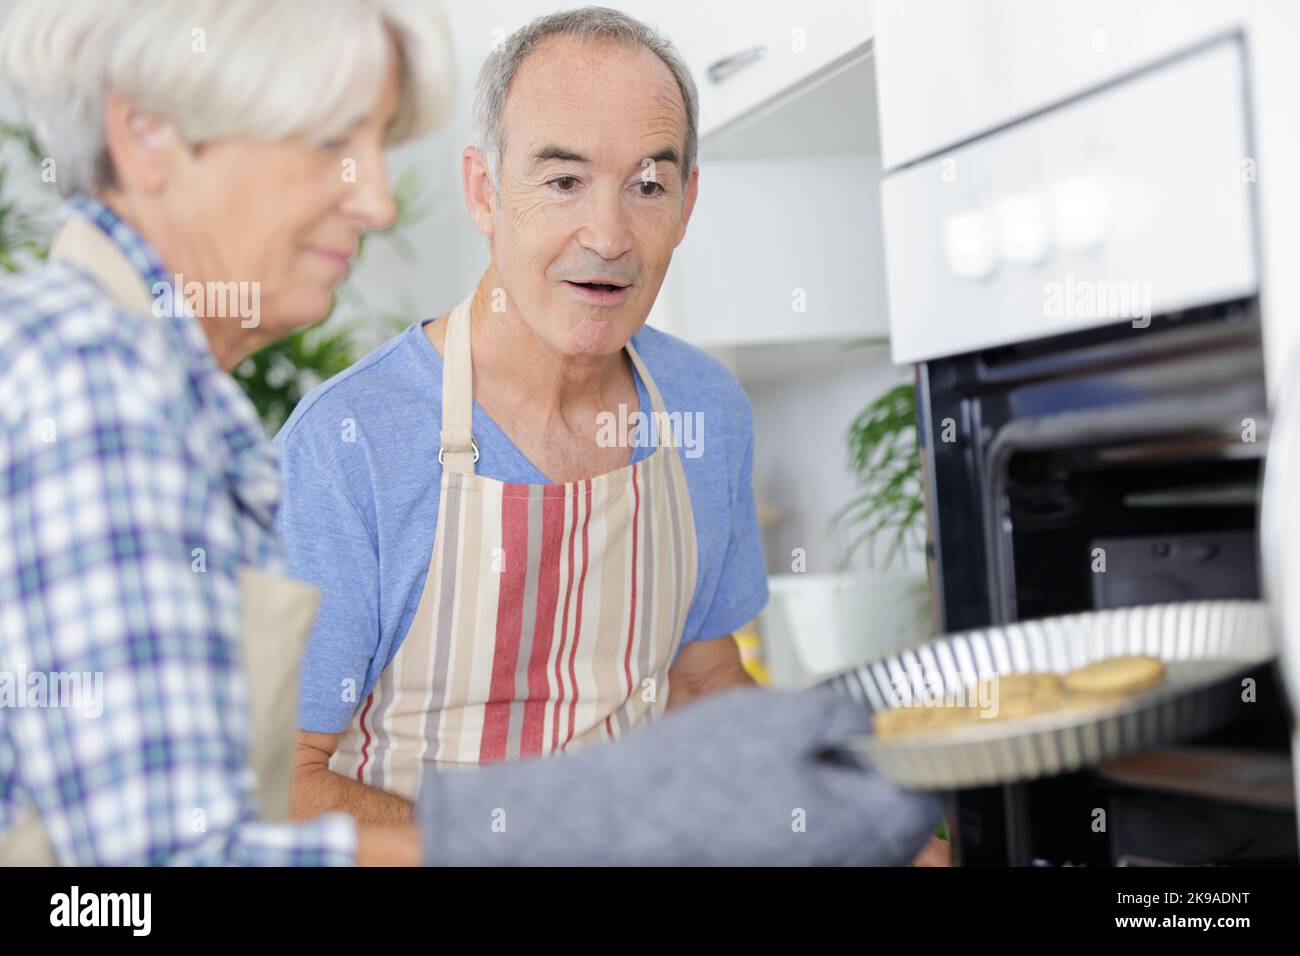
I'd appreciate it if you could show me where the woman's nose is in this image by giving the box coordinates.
[341,150,398,231]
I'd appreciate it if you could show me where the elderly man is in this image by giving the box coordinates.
[281,8,766,819]
[0,0,943,868]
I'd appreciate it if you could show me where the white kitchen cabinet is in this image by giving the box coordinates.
[874,0,1245,171]
[679,149,888,349]
[623,0,873,139]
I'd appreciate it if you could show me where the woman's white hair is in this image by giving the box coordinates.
[0,0,454,197]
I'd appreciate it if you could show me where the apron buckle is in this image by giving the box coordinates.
[438,436,480,466]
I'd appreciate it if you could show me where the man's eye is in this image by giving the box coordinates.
[549,176,579,192]
[633,180,666,198]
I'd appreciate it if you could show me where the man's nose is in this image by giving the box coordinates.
[577,188,634,260]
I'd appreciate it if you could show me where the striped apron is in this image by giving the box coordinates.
[332,294,699,799]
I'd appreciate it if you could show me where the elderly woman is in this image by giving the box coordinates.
[0,0,449,866]
[0,0,942,867]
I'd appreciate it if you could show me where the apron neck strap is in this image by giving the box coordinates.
[437,295,673,476]
[49,214,157,317]
[439,295,479,475]
[624,340,669,418]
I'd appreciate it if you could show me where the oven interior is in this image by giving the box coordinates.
[920,301,1298,865]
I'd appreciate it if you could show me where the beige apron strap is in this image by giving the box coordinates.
[239,567,321,823]
[439,295,478,475]
[49,214,157,317]
[625,340,671,418]
[0,806,58,866]
[437,306,661,471]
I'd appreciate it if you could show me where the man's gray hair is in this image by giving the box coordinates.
[472,6,699,185]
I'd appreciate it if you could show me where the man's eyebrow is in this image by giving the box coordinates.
[526,145,685,175]
[529,146,590,170]
[641,147,682,172]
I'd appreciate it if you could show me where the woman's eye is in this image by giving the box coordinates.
[549,176,579,192]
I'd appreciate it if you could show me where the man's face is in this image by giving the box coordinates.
[482,35,697,358]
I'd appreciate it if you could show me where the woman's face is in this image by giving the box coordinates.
[149,47,402,351]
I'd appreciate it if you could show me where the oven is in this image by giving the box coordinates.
[919,301,1296,865]
[876,26,1300,866]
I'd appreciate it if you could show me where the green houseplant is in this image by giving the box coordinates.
[0,121,52,274]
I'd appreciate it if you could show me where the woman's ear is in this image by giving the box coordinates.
[461,145,497,239]
[101,90,181,194]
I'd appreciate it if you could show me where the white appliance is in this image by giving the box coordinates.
[875,0,1300,395]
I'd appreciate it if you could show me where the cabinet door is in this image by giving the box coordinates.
[622,0,873,137]
[675,152,889,348]
[874,0,1244,170]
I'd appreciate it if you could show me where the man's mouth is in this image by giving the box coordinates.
[563,279,631,304]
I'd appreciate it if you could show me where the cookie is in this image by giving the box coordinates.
[873,663,1162,741]
[1064,655,1165,695]
[969,672,1060,720]
[871,702,982,740]
[987,672,1064,701]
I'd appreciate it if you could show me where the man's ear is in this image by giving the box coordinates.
[101,91,181,194]
[462,145,497,239]
[674,165,699,247]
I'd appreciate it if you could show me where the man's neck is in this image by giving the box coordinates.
[465,273,633,425]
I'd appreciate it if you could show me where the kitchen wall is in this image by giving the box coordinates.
[747,351,911,576]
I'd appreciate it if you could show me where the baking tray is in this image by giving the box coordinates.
[821,600,1275,790]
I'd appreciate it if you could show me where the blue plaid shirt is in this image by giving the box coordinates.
[0,195,356,865]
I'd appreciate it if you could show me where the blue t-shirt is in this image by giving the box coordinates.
[274,318,769,734]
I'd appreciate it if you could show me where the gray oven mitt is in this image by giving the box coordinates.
[416,686,941,866]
